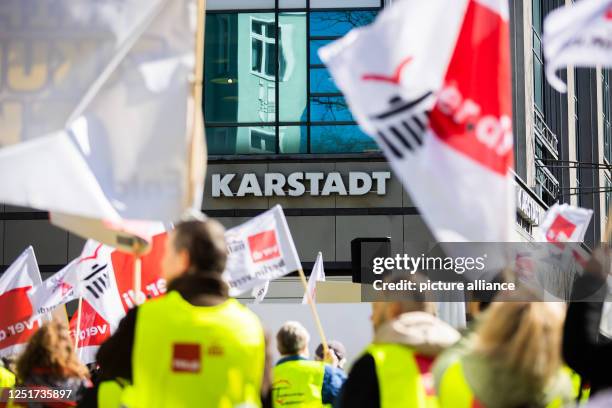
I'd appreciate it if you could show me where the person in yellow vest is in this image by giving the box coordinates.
[433,288,575,408]
[338,292,460,408]
[93,219,269,408]
[0,365,15,389]
[272,321,345,407]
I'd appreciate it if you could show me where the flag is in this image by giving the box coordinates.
[0,247,45,357]
[319,0,514,242]
[70,299,113,364]
[544,0,612,93]
[252,282,270,304]
[537,203,593,244]
[302,252,325,304]
[0,0,204,246]
[27,261,82,317]
[224,205,302,297]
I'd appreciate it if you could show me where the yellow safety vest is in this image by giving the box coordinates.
[0,367,15,388]
[366,343,439,408]
[127,291,265,408]
[564,366,589,405]
[438,360,565,408]
[272,359,325,408]
[98,378,129,408]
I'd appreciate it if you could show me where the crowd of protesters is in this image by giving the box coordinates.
[3,218,612,407]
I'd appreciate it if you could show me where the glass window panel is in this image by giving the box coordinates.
[532,35,541,57]
[279,13,307,122]
[310,0,380,8]
[204,13,276,124]
[206,126,277,155]
[309,11,377,37]
[533,57,544,112]
[310,39,332,65]
[310,68,339,93]
[310,96,353,122]
[279,126,308,153]
[532,0,542,34]
[310,125,379,153]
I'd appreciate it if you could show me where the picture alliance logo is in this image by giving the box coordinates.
[248,230,281,263]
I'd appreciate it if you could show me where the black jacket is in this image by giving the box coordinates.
[563,272,611,396]
[78,274,272,407]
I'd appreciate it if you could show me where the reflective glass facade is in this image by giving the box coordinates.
[204,5,381,155]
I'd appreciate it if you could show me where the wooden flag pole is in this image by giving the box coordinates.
[73,296,83,351]
[297,267,329,357]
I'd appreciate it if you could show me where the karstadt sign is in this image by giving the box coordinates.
[211,172,392,197]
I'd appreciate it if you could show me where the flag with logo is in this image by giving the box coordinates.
[0,247,45,357]
[224,205,302,296]
[538,203,594,244]
[0,0,205,247]
[68,232,169,363]
[319,0,514,243]
[302,252,325,304]
[544,0,612,92]
[27,261,83,318]
[252,282,270,304]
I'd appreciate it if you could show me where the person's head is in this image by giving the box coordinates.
[162,219,227,282]
[474,289,566,389]
[276,321,310,357]
[371,273,436,332]
[315,341,347,369]
[16,320,88,383]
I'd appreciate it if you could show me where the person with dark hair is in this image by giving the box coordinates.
[314,341,347,372]
[10,320,91,407]
[83,219,270,408]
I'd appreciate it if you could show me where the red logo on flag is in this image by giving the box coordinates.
[248,230,281,263]
[546,214,576,243]
[362,56,413,84]
[172,343,201,373]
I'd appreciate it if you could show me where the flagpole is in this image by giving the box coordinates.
[73,296,83,351]
[297,267,329,357]
[133,255,142,304]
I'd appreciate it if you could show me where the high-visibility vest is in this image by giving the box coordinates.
[272,359,325,407]
[127,291,265,408]
[98,378,129,408]
[0,367,15,388]
[366,343,439,408]
[564,366,589,405]
[438,359,565,408]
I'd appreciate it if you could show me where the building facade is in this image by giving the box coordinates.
[0,0,610,301]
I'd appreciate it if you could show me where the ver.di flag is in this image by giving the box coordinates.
[537,203,594,244]
[302,252,325,304]
[27,260,83,317]
[0,247,45,357]
[69,232,169,363]
[544,0,612,92]
[319,0,514,243]
[0,0,205,247]
[224,205,302,297]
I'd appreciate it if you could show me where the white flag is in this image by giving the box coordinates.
[0,0,204,245]
[538,203,594,243]
[302,252,325,304]
[319,0,514,243]
[0,247,45,357]
[224,205,302,297]
[252,282,270,304]
[28,261,82,317]
[544,0,612,92]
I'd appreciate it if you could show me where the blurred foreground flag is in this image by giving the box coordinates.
[224,205,302,297]
[0,247,44,357]
[0,0,204,246]
[320,0,514,242]
[537,203,593,244]
[544,0,612,92]
[302,252,325,304]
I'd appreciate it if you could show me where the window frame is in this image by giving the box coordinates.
[204,3,383,159]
